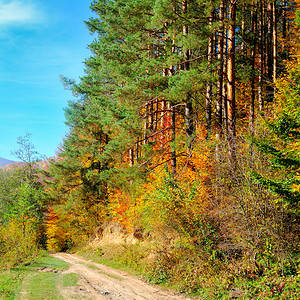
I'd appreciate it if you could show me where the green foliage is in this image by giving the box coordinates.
[0,168,24,223]
[144,262,170,285]
[0,174,44,269]
[7,182,43,223]
[295,10,300,28]
[0,136,45,269]
[252,171,300,204]
[252,58,300,205]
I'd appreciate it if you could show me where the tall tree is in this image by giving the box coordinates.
[227,0,237,165]
[182,0,195,148]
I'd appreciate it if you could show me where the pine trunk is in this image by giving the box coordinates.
[272,0,277,84]
[267,1,273,101]
[206,12,214,136]
[258,0,264,112]
[227,0,236,165]
[182,0,194,147]
[216,0,225,139]
[250,6,257,136]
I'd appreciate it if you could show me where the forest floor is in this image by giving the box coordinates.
[51,252,193,300]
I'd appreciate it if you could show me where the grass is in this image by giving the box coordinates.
[78,260,124,281]
[0,253,79,300]
[0,271,22,300]
[78,244,145,277]
[78,261,100,270]
[23,272,64,300]
[62,273,80,287]
[79,250,139,276]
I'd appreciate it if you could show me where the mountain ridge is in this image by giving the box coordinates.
[0,157,16,167]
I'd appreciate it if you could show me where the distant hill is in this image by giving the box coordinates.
[0,157,16,166]
[0,157,51,171]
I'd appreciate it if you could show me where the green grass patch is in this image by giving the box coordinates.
[29,255,70,271]
[98,269,123,281]
[81,250,139,275]
[78,261,100,270]
[23,272,64,300]
[0,253,79,300]
[78,245,144,277]
[0,270,23,300]
[78,261,123,281]
[62,273,80,287]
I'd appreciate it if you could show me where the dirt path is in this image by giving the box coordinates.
[51,253,193,300]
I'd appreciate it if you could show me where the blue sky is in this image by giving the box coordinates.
[0,0,95,160]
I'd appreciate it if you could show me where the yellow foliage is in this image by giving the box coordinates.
[0,217,39,269]
[45,206,69,252]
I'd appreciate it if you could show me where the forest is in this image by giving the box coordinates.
[1,0,300,298]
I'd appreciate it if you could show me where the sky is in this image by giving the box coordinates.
[0,0,95,160]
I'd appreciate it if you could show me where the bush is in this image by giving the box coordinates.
[0,219,41,269]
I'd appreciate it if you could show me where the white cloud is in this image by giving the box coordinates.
[0,0,42,25]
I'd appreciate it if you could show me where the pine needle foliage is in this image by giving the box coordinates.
[252,56,300,205]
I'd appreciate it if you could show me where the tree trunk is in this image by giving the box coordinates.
[227,0,236,166]
[169,52,176,176]
[258,0,264,112]
[250,6,257,136]
[282,0,287,39]
[223,30,228,136]
[129,148,134,166]
[267,1,273,102]
[135,138,139,162]
[182,0,194,148]
[206,12,214,136]
[143,104,149,145]
[216,0,225,140]
[163,18,176,177]
[250,4,258,168]
[171,100,177,175]
[272,0,277,84]
[161,99,166,147]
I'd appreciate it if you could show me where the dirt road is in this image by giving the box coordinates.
[52,253,193,300]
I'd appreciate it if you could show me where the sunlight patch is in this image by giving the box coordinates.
[0,0,41,25]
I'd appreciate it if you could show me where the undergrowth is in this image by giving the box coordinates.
[77,238,300,299]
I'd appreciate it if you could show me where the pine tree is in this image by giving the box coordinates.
[252,56,300,205]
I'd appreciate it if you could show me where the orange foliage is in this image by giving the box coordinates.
[45,206,69,252]
[107,130,216,244]
[108,189,132,228]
